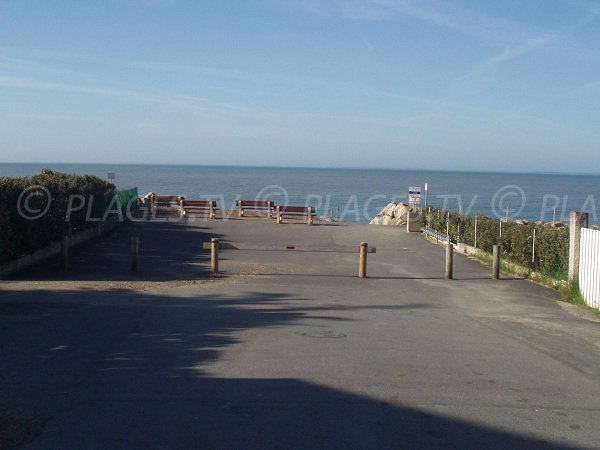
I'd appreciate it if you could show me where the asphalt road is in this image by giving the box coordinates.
[1,217,599,449]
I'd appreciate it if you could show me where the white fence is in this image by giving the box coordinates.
[579,228,600,310]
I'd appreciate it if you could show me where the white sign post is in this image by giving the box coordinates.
[408,186,421,205]
[108,172,115,184]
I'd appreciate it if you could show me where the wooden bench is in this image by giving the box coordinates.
[236,200,274,218]
[180,200,218,219]
[150,195,184,212]
[275,206,316,225]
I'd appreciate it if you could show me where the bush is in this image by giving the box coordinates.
[422,208,569,277]
[0,170,116,264]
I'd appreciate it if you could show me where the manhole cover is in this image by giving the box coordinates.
[298,330,347,339]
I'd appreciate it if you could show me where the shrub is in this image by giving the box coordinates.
[0,170,116,264]
[422,208,569,277]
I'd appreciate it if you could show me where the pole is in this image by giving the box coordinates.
[446,211,450,238]
[211,238,219,274]
[499,220,502,239]
[424,182,428,209]
[532,228,536,265]
[569,211,589,282]
[492,245,500,279]
[474,215,478,248]
[445,241,453,280]
[130,237,139,272]
[358,242,367,278]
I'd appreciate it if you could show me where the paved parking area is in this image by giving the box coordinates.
[1,218,599,449]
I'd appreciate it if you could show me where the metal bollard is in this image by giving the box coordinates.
[211,238,219,274]
[358,242,368,278]
[130,237,139,272]
[492,245,500,279]
[445,241,453,280]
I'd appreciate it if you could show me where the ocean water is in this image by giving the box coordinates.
[1,163,599,224]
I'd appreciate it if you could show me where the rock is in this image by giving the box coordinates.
[515,219,529,225]
[318,216,334,222]
[370,202,412,226]
[380,215,394,226]
[550,222,567,228]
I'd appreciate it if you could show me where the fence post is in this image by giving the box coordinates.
[358,242,367,278]
[276,206,282,224]
[60,236,69,270]
[532,228,536,265]
[209,201,215,220]
[445,241,453,280]
[569,211,588,283]
[474,215,478,248]
[492,245,500,279]
[307,207,313,225]
[238,201,244,217]
[130,237,139,272]
[211,238,219,274]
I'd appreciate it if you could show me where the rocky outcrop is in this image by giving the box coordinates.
[370,202,413,225]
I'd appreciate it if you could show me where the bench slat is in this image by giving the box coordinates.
[183,200,217,207]
[155,195,183,202]
[279,206,315,214]
[236,200,273,208]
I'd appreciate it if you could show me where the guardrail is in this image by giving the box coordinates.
[421,226,449,242]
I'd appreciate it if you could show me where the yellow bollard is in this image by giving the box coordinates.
[358,242,367,278]
[211,238,219,274]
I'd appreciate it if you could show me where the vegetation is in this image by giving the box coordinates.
[422,208,569,278]
[0,170,117,264]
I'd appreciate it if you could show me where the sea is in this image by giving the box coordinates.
[1,163,599,224]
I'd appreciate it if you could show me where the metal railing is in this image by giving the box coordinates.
[421,226,449,242]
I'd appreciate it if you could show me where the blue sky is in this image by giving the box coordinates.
[1,0,599,172]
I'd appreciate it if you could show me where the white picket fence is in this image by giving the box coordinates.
[579,228,600,310]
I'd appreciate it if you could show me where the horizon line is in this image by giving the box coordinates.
[1,161,599,177]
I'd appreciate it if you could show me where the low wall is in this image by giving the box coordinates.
[0,218,122,278]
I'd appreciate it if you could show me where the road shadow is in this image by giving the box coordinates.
[0,286,584,449]
[6,220,223,282]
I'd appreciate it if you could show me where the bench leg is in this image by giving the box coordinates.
[308,207,313,225]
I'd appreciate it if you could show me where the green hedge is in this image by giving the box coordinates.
[0,170,120,264]
[422,208,569,278]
